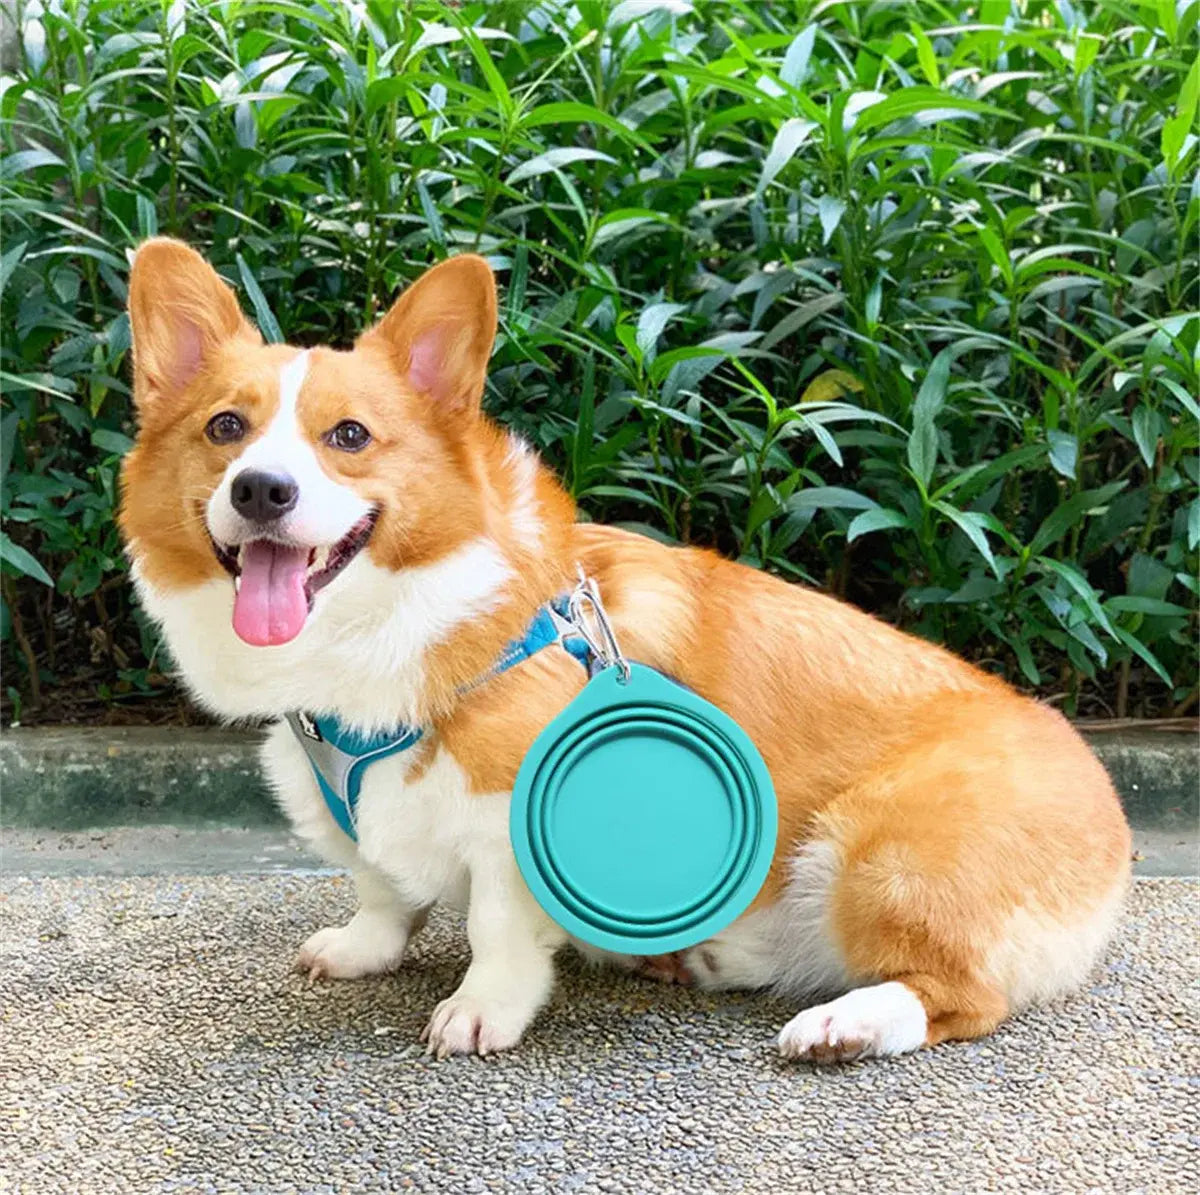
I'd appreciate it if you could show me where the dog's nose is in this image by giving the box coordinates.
[230,469,299,522]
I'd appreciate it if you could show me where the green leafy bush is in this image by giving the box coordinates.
[2,0,1197,723]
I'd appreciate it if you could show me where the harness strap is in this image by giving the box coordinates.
[286,594,594,842]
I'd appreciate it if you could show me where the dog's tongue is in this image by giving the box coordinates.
[232,541,309,646]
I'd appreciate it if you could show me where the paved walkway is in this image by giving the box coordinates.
[1,854,1196,1193]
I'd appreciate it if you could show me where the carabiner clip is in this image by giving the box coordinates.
[568,567,631,684]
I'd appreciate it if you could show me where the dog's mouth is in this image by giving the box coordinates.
[212,510,377,647]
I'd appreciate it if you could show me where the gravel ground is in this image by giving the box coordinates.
[1,871,1196,1195]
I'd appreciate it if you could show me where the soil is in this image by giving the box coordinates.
[2,682,210,727]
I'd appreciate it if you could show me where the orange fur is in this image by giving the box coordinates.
[435,523,1129,1045]
[120,241,1132,1054]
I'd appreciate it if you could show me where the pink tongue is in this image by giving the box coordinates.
[232,541,310,646]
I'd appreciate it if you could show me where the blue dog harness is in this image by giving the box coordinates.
[285,597,593,842]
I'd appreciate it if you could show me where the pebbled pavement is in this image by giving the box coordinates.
[0,867,1196,1194]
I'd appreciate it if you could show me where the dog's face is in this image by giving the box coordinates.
[120,241,498,647]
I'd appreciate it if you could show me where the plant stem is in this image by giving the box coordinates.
[3,576,42,709]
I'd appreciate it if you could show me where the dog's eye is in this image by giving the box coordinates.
[326,420,371,453]
[206,411,246,445]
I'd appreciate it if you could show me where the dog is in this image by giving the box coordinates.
[119,240,1131,1061]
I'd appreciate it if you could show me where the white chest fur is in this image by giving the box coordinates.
[127,535,514,732]
[129,529,535,919]
[260,720,508,912]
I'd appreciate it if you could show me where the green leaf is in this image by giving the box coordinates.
[1073,33,1101,77]
[1067,619,1108,667]
[506,147,616,185]
[816,195,846,245]
[1164,46,1200,170]
[1131,406,1161,469]
[911,25,939,86]
[410,22,466,53]
[743,487,784,545]
[0,240,27,293]
[932,444,1046,503]
[935,503,998,575]
[91,429,134,456]
[235,255,283,344]
[592,209,677,248]
[946,575,1005,604]
[459,26,512,117]
[1105,596,1190,616]
[0,370,78,401]
[1047,430,1077,480]
[759,292,844,353]
[780,26,816,89]
[1161,111,1191,172]
[758,118,818,195]
[1028,482,1127,557]
[416,179,444,251]
[524,102,651,149]
[365,76,408,116]
[1037,558,1117,639]
[852,88,1008,134]
[135,194,157,238]
[0,533,52,586]
[847,508,911,542]
[1129,552,1176,601]
[1005,633,1041,686]
[976,226,1012,285]
[0,147,64,178]
[788,486,879,512]
[906,347,953,489]
[1157,376,1200,422]
[635,302,687,361]
[1180,41,1200,119]
[1113,627,1173,687]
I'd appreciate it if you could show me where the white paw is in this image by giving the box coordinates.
[295,912,410,981]
[682,936,776,990]
[778,982,928,1063]
[420,992,531,1059]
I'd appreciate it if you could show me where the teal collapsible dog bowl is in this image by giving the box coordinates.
[510,664,777,955]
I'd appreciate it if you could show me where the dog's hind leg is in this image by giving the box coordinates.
[773,692,1128,1063]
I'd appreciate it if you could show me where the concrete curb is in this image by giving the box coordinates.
[1,727,278,828]
[1,724,1196,832]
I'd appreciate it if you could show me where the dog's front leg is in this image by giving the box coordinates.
[422,848,566,1058]
[261,722,428,980]
[297,864,429,981]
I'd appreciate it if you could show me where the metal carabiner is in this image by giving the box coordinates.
[568,566,631,684]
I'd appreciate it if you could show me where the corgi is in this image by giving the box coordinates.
[119,240,1131,1062]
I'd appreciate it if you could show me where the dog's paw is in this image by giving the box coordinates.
[420,992,529,1059]
[778,982,928,1064]
[635,951,695,985]
[681,935,778,991]
[295,915,409,981]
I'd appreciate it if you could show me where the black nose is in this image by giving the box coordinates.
[230,469,299,522]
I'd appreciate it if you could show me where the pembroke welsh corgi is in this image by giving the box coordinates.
[119,240,1131,1061]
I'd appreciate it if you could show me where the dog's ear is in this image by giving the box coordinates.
[361,255,498,414]
[127,238,260,411]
